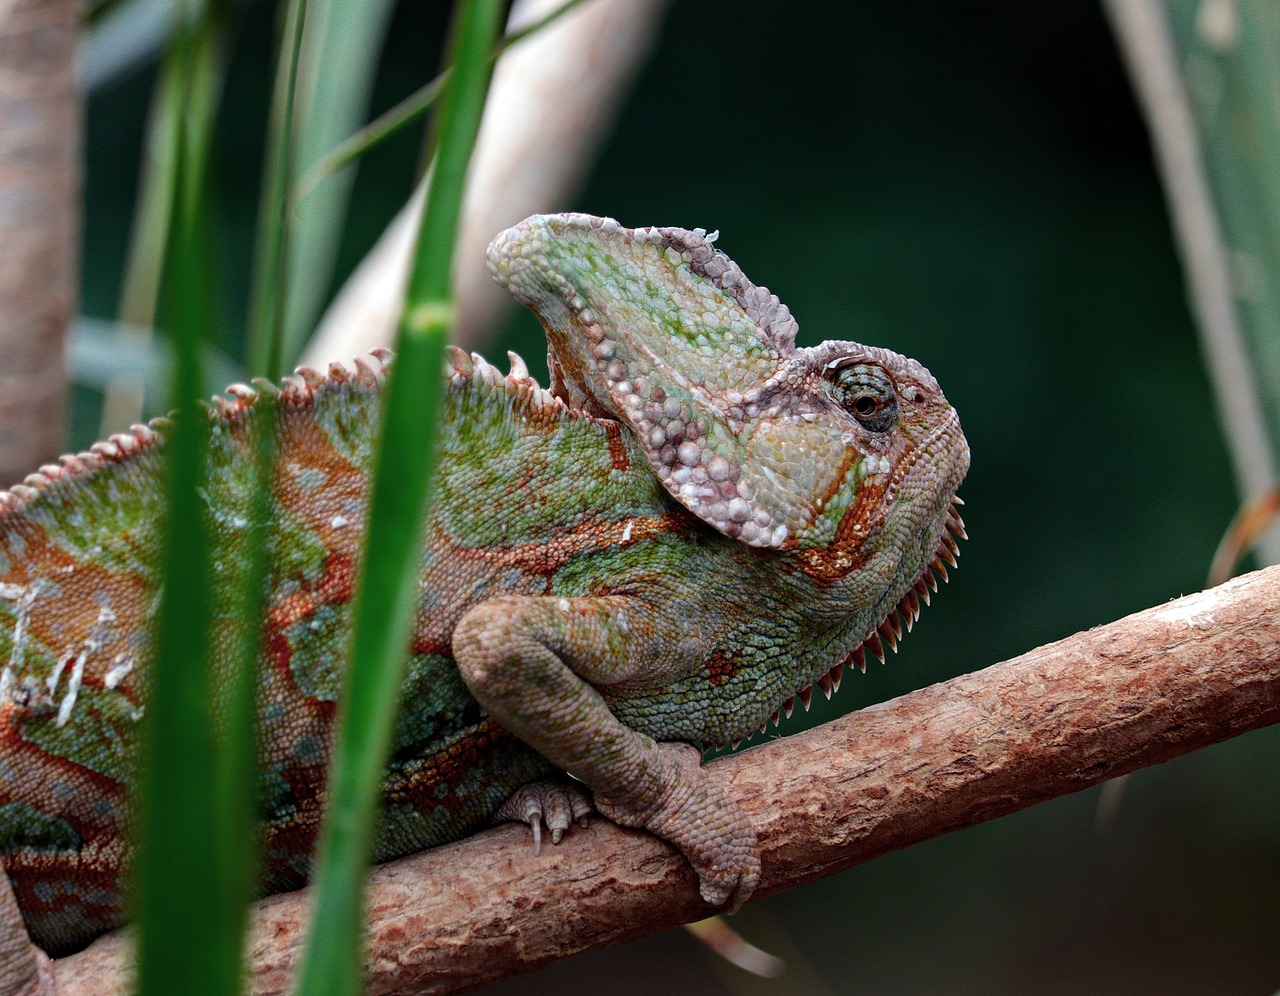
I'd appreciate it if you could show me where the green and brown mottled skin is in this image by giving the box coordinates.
[0,214,968,962]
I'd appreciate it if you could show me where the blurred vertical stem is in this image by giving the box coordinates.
[291,0,505,993]
[248,0,308,382]
[0,0,78,488]
[1105,0,1280,565]
[211,0,311,974]
[103,0,228,433]
[293,0,587,201]
[279,0,396,367]
[134,1,239,994]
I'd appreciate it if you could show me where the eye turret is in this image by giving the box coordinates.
[830,363,898,434]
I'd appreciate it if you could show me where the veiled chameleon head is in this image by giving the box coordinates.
[487,214,969,572]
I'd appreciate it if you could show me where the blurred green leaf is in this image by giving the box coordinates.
[247,0,308,381]
[101,0,229,439]
[294,0,588,203]
[279,0,397,368]
[292,0,506,992]
[70,318,240,402]
[1108,0,1280,565]
[133,2,243,994]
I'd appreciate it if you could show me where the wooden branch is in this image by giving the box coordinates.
[55,566,1280,994]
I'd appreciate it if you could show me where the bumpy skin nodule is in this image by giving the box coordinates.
[0,214,969,958]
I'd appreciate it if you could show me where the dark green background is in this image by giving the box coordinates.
[80,2,1279,992]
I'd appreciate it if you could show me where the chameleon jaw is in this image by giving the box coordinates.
[728,496,967,750]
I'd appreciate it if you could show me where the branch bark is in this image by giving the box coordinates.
[55,566,1280,994]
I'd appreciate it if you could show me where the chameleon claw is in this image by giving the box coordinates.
[493,778,594,857]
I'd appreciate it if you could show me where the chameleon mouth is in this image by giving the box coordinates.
[737,496,967,746]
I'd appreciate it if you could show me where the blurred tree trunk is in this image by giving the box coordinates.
[0,0,79,487]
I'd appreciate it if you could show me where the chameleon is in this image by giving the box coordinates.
[0,213,969,966]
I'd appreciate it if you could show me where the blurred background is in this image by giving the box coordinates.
[62,0,1280,992]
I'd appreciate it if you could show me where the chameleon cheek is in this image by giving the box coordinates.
[790,474,889,584]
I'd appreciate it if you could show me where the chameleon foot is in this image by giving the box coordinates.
[594,743,760,910]
[494,778,593,854]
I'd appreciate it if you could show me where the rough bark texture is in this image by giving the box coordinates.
[55,566,1280,994]
[0,0,79,488]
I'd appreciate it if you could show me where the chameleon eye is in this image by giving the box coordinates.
[832,363,898,433]
[851,395,878,418]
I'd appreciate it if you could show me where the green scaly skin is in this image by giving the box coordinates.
[0,214,969,969]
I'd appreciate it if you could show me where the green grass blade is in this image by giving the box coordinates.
[210,0,312,974]
[132,2,240,994]
[279,0,397,368]
[247,0,308,382]
[210,406,274,980]
[115,58,178,332]
[104,0,228,436]
[294,0,588,204]
[291,0,506,992]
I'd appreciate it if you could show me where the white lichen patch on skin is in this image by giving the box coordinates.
[40,603,121,726]
[45,654,67,698]
[1,582,41,699]
[103,655,135,689]
[55,647,87,727]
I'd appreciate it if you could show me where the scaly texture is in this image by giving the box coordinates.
[0,214,969,962]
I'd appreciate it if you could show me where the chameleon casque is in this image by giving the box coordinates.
[0,214,969,961]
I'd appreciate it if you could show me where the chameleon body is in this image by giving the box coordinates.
[0,214,968,959]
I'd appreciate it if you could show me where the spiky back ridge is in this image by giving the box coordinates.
[0,343,598,516]
[0,350,396,514]
[0,342,606,734]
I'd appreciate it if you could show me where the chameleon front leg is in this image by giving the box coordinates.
[453,595,759,908]
[0,869,54,996]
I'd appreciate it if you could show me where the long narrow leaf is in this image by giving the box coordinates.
[102,0,228,435]
[211,0,311,977]
[1106,0,1280,563]
[133,2,238,994]
[279,0,397,368]
[248,0,308,381]
[293,0,588,203]
[291,0,506,992]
